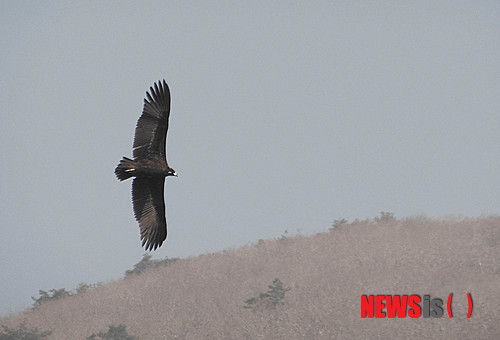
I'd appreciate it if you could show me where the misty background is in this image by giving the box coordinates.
[1,1,499,316]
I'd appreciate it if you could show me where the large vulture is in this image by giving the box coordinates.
[115,80,177,250]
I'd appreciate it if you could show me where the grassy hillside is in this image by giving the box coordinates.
[1,216,498,339]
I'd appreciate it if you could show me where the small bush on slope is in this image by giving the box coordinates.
[330,218,348,230]
[32,283,102,307]
[244,278,291,310]
[0,322,51,340]
[374,211,396,223]
[31,289,71,307]
[124,253,179,277]
[87,324,136,340]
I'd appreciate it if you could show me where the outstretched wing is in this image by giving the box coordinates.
[133,80,171,159]
[131,177,167,251]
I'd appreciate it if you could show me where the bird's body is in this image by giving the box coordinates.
[115,80,177,251]
[115,155,171,180]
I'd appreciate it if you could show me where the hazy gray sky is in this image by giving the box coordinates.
[1,1,499,316]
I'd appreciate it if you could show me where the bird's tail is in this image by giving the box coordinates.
[115,157,137,181]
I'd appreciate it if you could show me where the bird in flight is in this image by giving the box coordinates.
[115,80,177,250]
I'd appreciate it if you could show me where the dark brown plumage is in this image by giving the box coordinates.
[115,80,177,251]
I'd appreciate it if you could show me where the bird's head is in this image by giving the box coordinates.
[167,168,178,177]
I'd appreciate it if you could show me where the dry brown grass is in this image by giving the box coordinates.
[1,216,499,339]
